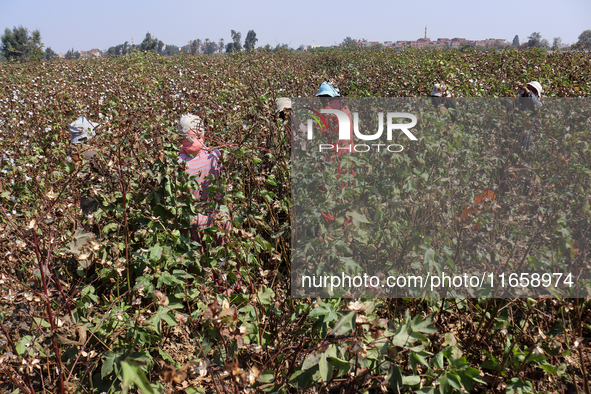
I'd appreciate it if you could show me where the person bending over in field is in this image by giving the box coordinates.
[500,81,543,196]
[70,116,99,162]
[273,97,292,150]
[177,115,239,294]
[177,114,229,244]
[510,81,542,152]
[276,97,308,152]
[430,83,457,123]
[512,81,542,115]
[69,116,104,229]
[315,82,356,226]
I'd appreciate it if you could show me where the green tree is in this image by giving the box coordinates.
[44,47,57,61]
[218,38,224,53]
[578,29,591,48]
[226,30,242,53]
[107,41,131,56]
[163,45,181,56]
[341,37,359,48]
[527,32,549,48]
[203,39,219,54]
[138,32,161,53]
[1,26,44,61]
[512,35,519,47]
[274,43,292,52]
[65,48,79,59]
[188,39,201,54]
[552,37,563,50]
[244,30,258,51]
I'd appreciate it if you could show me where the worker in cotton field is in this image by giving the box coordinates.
[177,114,227,242]
[510,81,543,152]
[276,97,291,123]
[69,116,99,163]
[69,116,103,218]
[177,114,239,295]
[314,82,356,226]
[430,83,457,122]
[276,97,309,152]
[274,97,292,149]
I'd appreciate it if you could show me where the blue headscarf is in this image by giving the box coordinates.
[316,82,340,97]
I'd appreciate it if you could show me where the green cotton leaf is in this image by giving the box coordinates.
[345,211,371,224]
[258,370,275,383]
[415,389,436,394]
[257,286,275,305]
[329,311,356,336]
[481,359,501,370]
[423,249,435,271]
[16,335,34,357]
[446,372,462,390]
[411,351,431,368]
[172,269,194,279]
[158,272,185,287]
[149,306,178,330]
[402,375,421,386]
[558,226,570,238]
[410,314,438,334]
[164,180,172,197]
[301,351,322,371]
[438,373,451,394]
[318,352,331,382]
[271,222,289,238]
[328,357,351,374]
[32,317,51,328]
[149,244,163,261]
[506,378,533,394]
[539,362,557,374]
[103,222,118,234]
[260,189,276,203]
[290,367,316,388]
[432,349,445,369]
[338,257,361,272]
[121,360,156,394]
[442,333,457,347]
[392,329,427,348]
[459,367,485,392]
[233,190,246,200]
[309,304,339,323]
[102,350,125,378]
[157,349,175,365]
[386,366,403,394]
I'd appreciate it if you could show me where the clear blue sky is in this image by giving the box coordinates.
[1,0,590,53]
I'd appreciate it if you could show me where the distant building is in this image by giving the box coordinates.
[307,31,508,51]
[89,48,103,57]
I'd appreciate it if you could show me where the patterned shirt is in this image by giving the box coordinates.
[179,149,222,201]
[179,148,223,231]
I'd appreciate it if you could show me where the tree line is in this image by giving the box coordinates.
[3,25,591,62]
